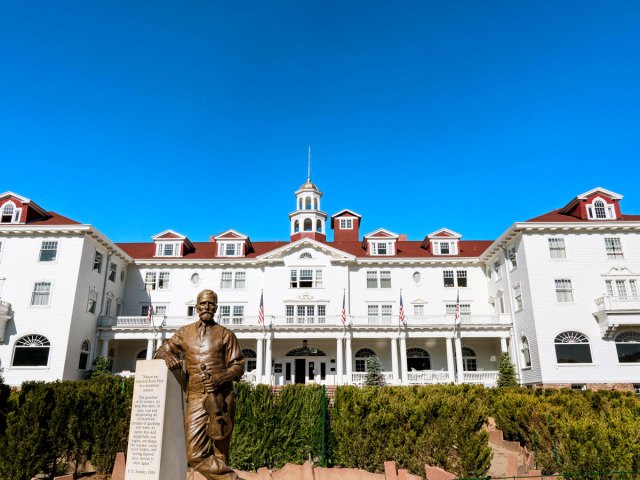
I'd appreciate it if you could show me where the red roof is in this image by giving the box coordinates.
[525,209,640,223]
[116,240,493,260]
[28,211,82,226]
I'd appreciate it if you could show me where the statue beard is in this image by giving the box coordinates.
[199,311,215,323]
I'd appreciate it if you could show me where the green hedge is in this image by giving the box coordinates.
[1,380,639,479]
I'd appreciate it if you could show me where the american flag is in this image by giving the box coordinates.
[258,291,264,325]
[147,302,153,324]
[399,290,406,325]
[454,290,460,325]
[341,290,347,326]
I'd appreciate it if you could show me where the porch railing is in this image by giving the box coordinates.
[0,300,11,316]
[594,295,640,312]
[241,371,257,384]
[101,313,511,329]
[407,370,451,384]
[350,371,395,385]
[463,371,499,387]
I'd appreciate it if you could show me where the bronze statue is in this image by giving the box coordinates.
[155,289,245,480]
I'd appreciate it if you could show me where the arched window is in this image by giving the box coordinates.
[615,331,640,363]
[294,220,300,233]
[461,347,477,371]
[136,349,147,360]
[303,219,312,231]
[554,331,592,363]
[594,200,607,219]
[355,348,377,372]
[305,197,312,210]
[286,347,327,356]
[407,347,430,371]
[521,337,531,367]
[314,198,318,210]
[298,198,302,210]
[12,334,51,367]
[1,202,15,223]
[242,348,257,371]
[78,339,91,370]
[316,219,322,232]
[299,252,312,259]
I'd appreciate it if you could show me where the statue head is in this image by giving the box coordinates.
[196,289,218,323]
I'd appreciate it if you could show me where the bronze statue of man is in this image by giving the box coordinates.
[155,289,245,480]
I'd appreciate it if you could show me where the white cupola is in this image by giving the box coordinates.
[289,178,328,242]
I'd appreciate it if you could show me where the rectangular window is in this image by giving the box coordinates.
[286,305,294,323]
[446,303,471,316]
[494,261,502,280]
[105,298,112,317]
[221,272,233,289]
[630,280,638,298]
[457,270,468,287]
[508,246,518,269]
[339,218,353,229]
[234,271,246,289]
[39,241,58,262]
[158,271,170,289]
[616,280,628,299]
[290,269,322,288]
[497,293,505,314]
[285,304,324,324]
[439,242,450,254]
[366,271,378,288]
[443,270,454,287]
[549,237,566,258]
[187,305,196,317]
[605,237,624,259]
[232,306,244,324]
[413,305,424,316]
[606,280,614,297]
[87,298,96,314]
[370,241,394,255]
[108,263,117,282]
[380,270,391,288]
[31,282,52,306]
[367,304,392,324]
[367,305,379,323]
[93,251,103,273]
[145,271,157,290]
[217,242,243,257]
[156,242,181,257]
[154,305,167,315]
[555,279,574,302]
[141,305,150,316]
[513,284,523,311]
[219,305,231,324]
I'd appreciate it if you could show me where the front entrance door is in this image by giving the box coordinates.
[294,359,306,384]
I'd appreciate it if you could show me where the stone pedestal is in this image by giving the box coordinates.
[125,360,187,479]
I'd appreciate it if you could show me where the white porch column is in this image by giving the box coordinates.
[100,338,110,358]
[390,337,399,385]
[345,334,353,384]
[265,336,273,385]
[336,337,344,385]
[256,337,264,384]
[454,336,464,384]
[146,338,154,360]
[445,337,455,383]
[500,336,508,353]
[399,335,408,385]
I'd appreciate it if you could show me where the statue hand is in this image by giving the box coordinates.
[202,372,228,393]
[164,354,181,370]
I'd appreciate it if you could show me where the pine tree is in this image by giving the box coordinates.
[497,352,519,387]
[364,356,386,386]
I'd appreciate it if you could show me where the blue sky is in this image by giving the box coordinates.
[1,1,639,243]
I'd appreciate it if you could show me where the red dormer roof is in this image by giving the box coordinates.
[0,191,51,224]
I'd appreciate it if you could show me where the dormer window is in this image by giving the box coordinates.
[370,241,394,256]
[155,242,181,257]
[218,242,243,257]
[586,197,616,220]
[1,201,21,224]
[339,218,354,229]
[432,240,458,255]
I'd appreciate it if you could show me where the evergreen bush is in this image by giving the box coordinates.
[496,352,519,387]
[364,356,385,386]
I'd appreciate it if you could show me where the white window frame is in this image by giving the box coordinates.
[285,304,327,324]
[219,305,245,325]
[521,336,532,368]
[155,242,181,257]
[548,237,566,259]
[93,251,104,273]
[367,304,393,324]
[31,281,52,307]
[217,241,243,257]
[443,269,467,287]
[513,283,523,311]
[366,270,391,288]
[339,217,355,229]
[586,197,616,220]
[446,303,471,317]
[290,268,323,288]
[413,304,424,317]
[494,261,502,280]
[145,270,170,290]
[108,263,117,282]
[220,271,247,290]
[39,240,58,262]
[370,241,395,256]
[605,237,624,259]
[1,201,22,224]
[555,279,574,303]
[432,240,458,256]
[507,246,518,270]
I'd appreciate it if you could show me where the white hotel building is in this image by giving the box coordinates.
[0,183,639,391]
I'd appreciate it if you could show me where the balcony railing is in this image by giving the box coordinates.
[241,371,257,384]
[463,371,499,387]
[101,313,511,329]
[407,370,451,384]
[594,295,640,312]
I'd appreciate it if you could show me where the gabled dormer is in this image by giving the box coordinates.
[560,187,622,221]
[0,192,48,224]
[152,230,194,257]
[422,228,461,255]
[363,228,399,256]
[331,209,362,242]
[213,229,253,258]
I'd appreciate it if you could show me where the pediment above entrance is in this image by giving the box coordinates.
[256,238,356,263]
